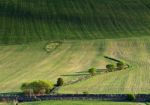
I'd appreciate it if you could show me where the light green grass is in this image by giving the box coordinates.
[0,38,150,93]
[1,0,150,43]
[60,38,150,94]
[2,101,147,105]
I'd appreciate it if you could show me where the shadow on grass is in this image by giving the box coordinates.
[62,69,107,77]
[61,73,89,77]
[96,69,107,72]
[75,71,88,73]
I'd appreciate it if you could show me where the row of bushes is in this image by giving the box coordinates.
[106,61,125,72]
[20,57,126,96]
[20,62,125,96]
[88,62,125,76]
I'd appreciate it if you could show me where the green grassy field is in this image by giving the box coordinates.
[1,0,150,95]
[0,38,150,93]
[60,38,150,94]
[1,101,148,105]
[1,0,150,43]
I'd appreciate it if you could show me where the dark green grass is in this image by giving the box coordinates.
[1,0,150,43]
[6,100,144,105]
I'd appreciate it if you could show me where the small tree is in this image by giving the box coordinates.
[117,62,124,70]
[88,68,96,76]
[106,64,115,72]
[56,78,64,86]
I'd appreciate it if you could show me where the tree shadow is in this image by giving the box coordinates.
[75,71,88,73]
[61,73,89,77]
[96,69,107,72]
[61,68,107,77]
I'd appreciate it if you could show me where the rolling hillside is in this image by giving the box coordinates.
[1,0,150,43]
[0,38,150,93]
[1,0,150,94]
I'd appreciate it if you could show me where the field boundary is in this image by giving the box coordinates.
[0,94,150,103]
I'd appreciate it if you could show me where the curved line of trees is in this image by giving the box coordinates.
[20,58,127,96]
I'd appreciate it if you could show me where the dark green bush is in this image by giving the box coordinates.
[88,68,96,76]
[56,78,64,86]
[117,62,124,70]
[126,94,136,101]
[106,64,115,72]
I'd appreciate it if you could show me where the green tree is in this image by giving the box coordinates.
[21,82,29,91]
[106,64,115,72]
[21,82,33,96]
[88,68,96,76]
[117,62,124,70]
[56,78,64,86]
[21,80,53,95]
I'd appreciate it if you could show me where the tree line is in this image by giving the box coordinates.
[88,62,125,76]
[21,61,126,96]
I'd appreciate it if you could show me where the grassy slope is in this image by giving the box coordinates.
[0,38,150,93]
[0,40,103,92]
[60,38,150,94]
[1,0,150,43]
[2,101,145,105]
[1,0,150,94]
